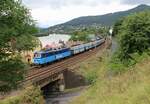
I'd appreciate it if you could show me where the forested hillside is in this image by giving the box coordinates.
[48,4,150,33]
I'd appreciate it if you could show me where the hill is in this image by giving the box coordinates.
[48,4,150,34]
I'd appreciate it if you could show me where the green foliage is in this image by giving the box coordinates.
[0,96,20,104]
[0,57,27,92]
[109,51,149,73]
[70,27,108,42]
[21,86,45,104]
[70,32,90,42]
[71,49,150,104]
[109,11,150,74]
[109,53,127,73]
[0,0,38,92]
[35,27,49,37]
[95,27,109,37]
[0,86,45,104]
[15,34,38,51]
[85,71,97,84]
[112,18,124,36]
[112,11,150,68]
[72,55,150,104]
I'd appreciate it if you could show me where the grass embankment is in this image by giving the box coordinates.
[71,49,150,104]
[0,86,45,104]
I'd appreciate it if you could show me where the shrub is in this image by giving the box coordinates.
[85,71,97,84]
[117,11,150,61]
[0,86,45,104]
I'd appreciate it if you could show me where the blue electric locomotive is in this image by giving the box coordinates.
[33,38,105,65]
[34,48,71,65]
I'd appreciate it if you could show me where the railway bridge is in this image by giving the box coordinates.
[23,40,108,91]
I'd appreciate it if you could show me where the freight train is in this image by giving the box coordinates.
[33,38,105,65]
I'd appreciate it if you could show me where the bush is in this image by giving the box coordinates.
[0,86,45,104]
[109,51,150,74]
[21,86,45,104]
[85,71,97,84]
[110,11,150,73]
[118,11,150,60]
[115,11,150,61]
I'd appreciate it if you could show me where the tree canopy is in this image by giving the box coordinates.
[70,31,90,42]
[112,18,124,36]
[70,27,108,42]
[0,0,38,92]
[114,11,150,62]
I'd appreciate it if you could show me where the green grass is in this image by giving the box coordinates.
[71,49,150,104]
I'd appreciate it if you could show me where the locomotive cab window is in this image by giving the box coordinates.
[34,53,41,58]
[41,53,47,58]
[41,51,54,58]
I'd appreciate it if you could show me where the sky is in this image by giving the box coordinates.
[22,0,150,28]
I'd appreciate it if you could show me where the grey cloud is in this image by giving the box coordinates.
[120,0,150,5]
[22,0,113,9]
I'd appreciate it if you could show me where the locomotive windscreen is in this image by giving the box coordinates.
[34,53,41,58]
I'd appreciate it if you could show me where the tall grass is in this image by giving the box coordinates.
[0,86,45,104]
[71,49,150,104]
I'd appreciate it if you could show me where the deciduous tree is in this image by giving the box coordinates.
[116,11,150,61]
[0,0,38,92]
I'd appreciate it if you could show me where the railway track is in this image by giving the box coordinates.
[27,44,102,76]
[23,42,106,85]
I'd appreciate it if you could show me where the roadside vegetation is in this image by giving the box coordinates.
[0,0,39,92]
[71,11,150,104]
[0,86,45,104]
[72,51,150,104]
[111,10,150,73]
